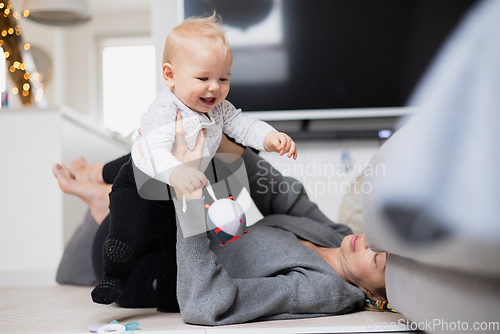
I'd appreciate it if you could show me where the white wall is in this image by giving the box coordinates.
[0,109,63,273]
[152,0,180,94]
[0,107,128,281]
[63,10,151,117]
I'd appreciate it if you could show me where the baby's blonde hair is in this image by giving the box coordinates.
[162,12,231,66]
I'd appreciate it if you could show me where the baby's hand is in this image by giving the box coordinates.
[264,132,298,159]
[170,165,207,197]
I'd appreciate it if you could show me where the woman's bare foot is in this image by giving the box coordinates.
[53,164,111,224]
[68,157,105,184]
[70,157,89,180]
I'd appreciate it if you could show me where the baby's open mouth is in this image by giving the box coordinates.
[200,97,216,104]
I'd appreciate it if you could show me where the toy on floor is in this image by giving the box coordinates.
[204,180,247,246]
[90,320,139,334]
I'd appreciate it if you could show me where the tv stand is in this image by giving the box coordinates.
[245,107,418,140]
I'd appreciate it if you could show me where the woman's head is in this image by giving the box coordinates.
[338,234,387,300]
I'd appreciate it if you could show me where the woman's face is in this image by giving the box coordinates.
[339,234,387,299]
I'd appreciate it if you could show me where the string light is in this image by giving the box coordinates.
[1,2,43,105]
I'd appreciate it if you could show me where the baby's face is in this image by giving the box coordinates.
[170,42,232,113]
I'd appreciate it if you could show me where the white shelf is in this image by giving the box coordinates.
[244,106,418,121]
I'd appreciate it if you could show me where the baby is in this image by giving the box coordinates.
[91,13,297,309]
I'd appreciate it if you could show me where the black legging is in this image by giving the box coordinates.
[102,154,131,184]
[92,213,162,308]
[92,153,177,309]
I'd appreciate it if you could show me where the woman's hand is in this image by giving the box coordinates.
[170,111,207,199]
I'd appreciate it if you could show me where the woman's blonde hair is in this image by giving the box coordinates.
[162,11,232,66]
[358,285,396,312]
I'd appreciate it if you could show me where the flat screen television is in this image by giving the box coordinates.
[182,0,477,138]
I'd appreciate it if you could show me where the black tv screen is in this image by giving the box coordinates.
[184,0,477,113]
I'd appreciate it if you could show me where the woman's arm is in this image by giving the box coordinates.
[215,136,351,235]
[173,199,360,325]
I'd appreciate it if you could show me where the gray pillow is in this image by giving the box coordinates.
[56,210,99,286]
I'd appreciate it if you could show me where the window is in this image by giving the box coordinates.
[99,37,156,137]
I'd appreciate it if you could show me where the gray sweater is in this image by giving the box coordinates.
[173,149,364,326]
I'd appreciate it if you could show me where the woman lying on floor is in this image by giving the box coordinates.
[53,116,391,325]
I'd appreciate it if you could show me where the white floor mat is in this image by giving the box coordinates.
[0,286,411,333]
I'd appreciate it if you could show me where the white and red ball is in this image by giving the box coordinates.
[206,198,246,244]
